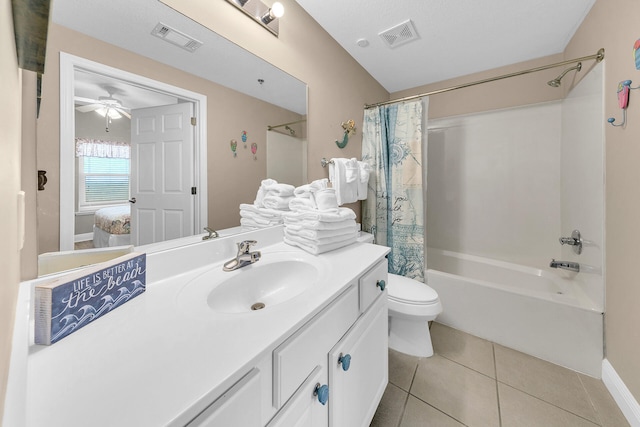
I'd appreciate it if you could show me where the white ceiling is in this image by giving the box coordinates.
[52,0,307,114]
[294,0,596,93]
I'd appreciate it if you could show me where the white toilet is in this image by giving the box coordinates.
[387,273,442,357]
[358,231,443,357]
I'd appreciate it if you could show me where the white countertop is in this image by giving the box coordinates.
[8,228,389,427]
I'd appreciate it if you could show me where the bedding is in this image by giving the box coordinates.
[93,205,131,248]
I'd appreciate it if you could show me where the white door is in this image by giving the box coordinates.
[130,102,195,246]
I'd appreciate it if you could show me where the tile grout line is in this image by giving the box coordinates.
[493,343,503,427]
[577,373,605,426]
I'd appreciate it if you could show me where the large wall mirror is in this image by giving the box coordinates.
[40,0,307,263]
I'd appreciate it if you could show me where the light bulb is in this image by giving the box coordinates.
[271,2,284,18]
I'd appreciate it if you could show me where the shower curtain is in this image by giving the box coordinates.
[362,99,426,282]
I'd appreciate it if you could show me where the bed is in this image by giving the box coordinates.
[93,205,131,248]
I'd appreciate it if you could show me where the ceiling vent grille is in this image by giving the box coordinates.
[151,22,203,52]
[378,19,419,48]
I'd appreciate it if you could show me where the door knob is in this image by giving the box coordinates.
[338,353,351,371]
[376,279,386,291]
[128,197,137,204]
[314,383,329,405]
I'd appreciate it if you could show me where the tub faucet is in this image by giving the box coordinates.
[223,240,261,271]
[549,259,580,273]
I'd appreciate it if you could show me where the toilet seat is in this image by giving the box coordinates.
[387,273,439,305]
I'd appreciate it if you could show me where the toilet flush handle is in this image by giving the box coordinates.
[376,279,386,291]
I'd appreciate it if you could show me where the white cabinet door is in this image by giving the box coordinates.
[186,368,261,427]
[267,366,328,427]
[329,295,388,427]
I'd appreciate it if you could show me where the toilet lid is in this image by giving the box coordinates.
[387,273,439,305]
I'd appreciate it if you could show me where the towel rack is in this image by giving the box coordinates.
[320,158,334,168]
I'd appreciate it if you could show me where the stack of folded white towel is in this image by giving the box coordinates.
[328,158,370,206]
[283,178,359,254]
[240,179,295,230]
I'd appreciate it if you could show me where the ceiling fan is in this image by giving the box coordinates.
[75,94,131,132]
[75,95,131,119]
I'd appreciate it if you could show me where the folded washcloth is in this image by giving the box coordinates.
[283,233,357,255]
[284,218,357,231]
[263,195,294,210]
[283,207,356,223]
[288,224,358,240]
[313,188,339,211]
[289,197,317,211]
[262,181,295,197]
[329,158,358,205]
[294,178,328,199]
[356,161,370,200]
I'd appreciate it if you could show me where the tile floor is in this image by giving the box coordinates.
[371,322,629,427]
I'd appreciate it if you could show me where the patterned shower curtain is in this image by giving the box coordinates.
[361,99,426,282]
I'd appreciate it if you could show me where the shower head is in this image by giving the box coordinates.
[547,62,582,87]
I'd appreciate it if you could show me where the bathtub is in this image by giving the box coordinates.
[426,248,603,377]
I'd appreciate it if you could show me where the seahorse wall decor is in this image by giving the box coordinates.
[335,119,356,149]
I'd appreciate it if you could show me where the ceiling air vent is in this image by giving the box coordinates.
[151,22,203,53]
[378,19,419,49]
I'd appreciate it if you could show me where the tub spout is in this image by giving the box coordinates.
[549,259,580,273]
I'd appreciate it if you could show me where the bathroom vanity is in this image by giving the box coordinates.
[6,226,390,426]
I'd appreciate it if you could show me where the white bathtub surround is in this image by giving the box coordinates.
[5,226,390,426]
[602,359,640,426]
[426,248,603,377]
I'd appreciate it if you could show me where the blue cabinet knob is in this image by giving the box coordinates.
[338,353,352,371]
[376,279,386,291]
[314,383,329,405]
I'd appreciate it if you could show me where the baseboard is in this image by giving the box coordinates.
[602,359,640,427]
[74,232,93,243]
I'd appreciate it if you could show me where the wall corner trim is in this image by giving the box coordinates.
[602,359,640,427]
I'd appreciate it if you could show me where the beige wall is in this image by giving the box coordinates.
[160,0,390,219]
[0,0,23,421]
[565,0,640,402]
[36,23,303,256]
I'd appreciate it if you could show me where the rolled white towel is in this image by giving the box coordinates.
[289,197,317,212]
[254,178,278,207]
[294,178,328,198]
[313,188,339,211]
[263,195,294,210]
[262,181,295,197]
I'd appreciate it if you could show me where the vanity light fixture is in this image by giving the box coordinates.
[261,2,284,25]
[225,0,284,37]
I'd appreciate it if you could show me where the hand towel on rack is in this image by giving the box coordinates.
[356,161,370,200]
[328,158,358,205]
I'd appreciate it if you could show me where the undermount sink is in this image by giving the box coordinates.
[178,250,327,315]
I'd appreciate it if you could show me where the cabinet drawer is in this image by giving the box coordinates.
[273,284,359,408]
[359,259,388,313]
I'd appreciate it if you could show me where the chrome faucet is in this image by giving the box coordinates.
[549,259,580,273]
[223,240,261,271]
[202,227,219,240]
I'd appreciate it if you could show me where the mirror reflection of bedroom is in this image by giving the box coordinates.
[73,70,182,250]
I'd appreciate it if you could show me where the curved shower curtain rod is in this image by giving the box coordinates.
[365,48,605,109]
